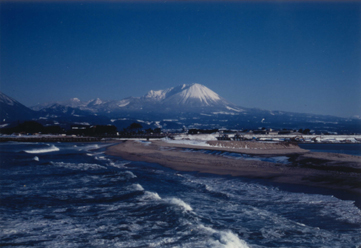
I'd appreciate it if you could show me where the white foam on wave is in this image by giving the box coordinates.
[147,237,180,247]
[199,224,250,248]
[125,171,137,179]
[122,183,144,194]
[95,156,106,160]
[319,200,361,224]
[143,191,162,200]
[131,183,144,191]
[77,143,111,152]
[25,145,60,154]
[108,161,130,169]
[184,174,361,245]
[51,161,107,171]
[33,156,39,161]
[165,197,193,211]
[53,208,67,213]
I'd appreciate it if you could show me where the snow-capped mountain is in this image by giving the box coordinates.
[161,83,226,107]
[0,92,36,122]
[31,97,87,111]
[31,83,243,114]
[2,84,360,134]
[143,83,225,107]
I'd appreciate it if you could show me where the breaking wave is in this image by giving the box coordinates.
[50,161,107,171]
[199,224,250,248]
[24,145,60,154]
[143,191,162,200]
[2,142,360,248]
[165,197,193,211]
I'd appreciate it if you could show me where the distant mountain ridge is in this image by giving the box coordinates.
[31,83,243,114]
[1,84,360,134]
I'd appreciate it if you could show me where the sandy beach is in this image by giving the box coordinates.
[106,140,361,195]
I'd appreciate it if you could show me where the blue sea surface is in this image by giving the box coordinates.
[1,142,361,247]
[299,143,361,156]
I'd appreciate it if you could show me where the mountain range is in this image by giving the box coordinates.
[1,84,360,133]
[31,84,242,114]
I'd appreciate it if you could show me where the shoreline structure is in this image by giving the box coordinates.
[106,140,361,196]
[0,133,360,143]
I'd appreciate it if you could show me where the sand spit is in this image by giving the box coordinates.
[208,140,300,150]
[106,140,361,195]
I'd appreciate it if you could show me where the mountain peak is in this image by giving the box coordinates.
[70,97,80,102]
[179,83,221,104]
[143,83,224,108]
[88,98,103,105]
[144,89,171,101]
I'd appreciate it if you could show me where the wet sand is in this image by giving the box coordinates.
[106,140,361,195]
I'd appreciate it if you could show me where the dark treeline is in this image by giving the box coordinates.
[0,120,338,136]
[0,121,64,135]
[187,129,219,134]
[0,121,163,136]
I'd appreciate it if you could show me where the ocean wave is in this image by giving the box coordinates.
[95,156,107,160]
[24,145,60,154]
[165,197,193,211]
[127,183,144,191]
[77,143,110,152]
[51,161,107,171]
[147,237,180,247]
[125,171,137,179]
[198,224,250,248]
[143,191,162,200]
[109,161,130,169]
[4,142,361,247]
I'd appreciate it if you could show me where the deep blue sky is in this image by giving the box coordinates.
[1,1,360,117]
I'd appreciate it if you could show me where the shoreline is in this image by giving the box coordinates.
[106,140,361,198]
[1,133,361,145]
[0,136,103,142]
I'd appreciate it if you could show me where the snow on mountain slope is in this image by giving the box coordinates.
[31,97,86,111]
[144,84,187,101]
[32,83,237,115]
[144,88,173,101]
[2,88,359,134]
[0,92,17,106]
[144,83,226,108]
[176,83,221,105]
[87,98,103,106]
[118,100,130,107]
[0,92,36,121]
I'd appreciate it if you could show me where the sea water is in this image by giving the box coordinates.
[1,142,361,248]
[299,143,361,156]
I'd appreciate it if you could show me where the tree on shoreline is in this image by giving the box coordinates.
[127,122,143,134]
